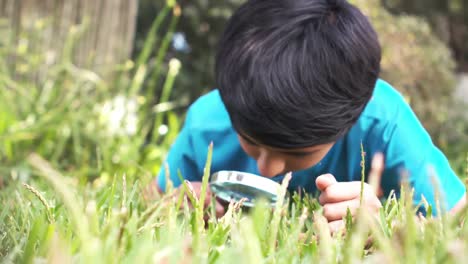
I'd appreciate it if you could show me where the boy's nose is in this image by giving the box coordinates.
[256,151,285,178]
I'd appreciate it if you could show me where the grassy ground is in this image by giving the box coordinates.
[2,3,468,263]
[1,148,468,263]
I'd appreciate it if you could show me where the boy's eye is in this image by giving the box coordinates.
[285,152,312,158]
[240,134,317,158]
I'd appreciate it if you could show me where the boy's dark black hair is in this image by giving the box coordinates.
[215,0,382,148]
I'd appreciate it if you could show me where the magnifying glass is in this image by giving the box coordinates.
[209,170,281,208]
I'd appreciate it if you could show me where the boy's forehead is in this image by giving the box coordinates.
[237,132,332,152]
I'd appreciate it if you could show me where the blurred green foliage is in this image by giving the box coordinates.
[0,3,183,186]
[353,0,468,173]
[383,0,468,71]
[136,0,244,101]
[3,148,468,263]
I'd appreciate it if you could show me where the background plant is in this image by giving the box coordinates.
[0,1,184,259]
[0,2,184,186]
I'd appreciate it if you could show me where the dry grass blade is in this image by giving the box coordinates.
[22,183,54,223]
[27,153,95,261]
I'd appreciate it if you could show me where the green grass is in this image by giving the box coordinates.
[1,2,468,263]
[1,149,468,263]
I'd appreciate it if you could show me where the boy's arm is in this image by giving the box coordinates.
[156,108,202,192]
[155,126,199,192]
[382,100,466,215]
[450,194,466,214]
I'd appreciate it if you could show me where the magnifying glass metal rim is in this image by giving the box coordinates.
[209,170,280,207]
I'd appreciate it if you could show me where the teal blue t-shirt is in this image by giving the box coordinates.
[157,79,465,213]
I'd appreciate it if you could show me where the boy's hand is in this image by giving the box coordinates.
[177,181,226,218]
[315,153,384,233]
[143,180,226,218]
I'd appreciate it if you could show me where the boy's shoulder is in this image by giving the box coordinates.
[184,89,232,132]
[360,79,407,121]
[184,79,407,136]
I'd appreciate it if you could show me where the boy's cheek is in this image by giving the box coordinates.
[238,140,260,159]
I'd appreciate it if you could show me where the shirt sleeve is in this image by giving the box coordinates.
[156,108,201,192]
[382,99,466,215]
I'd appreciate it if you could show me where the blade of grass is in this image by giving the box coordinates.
[27,153,96,262]
[268,172,292,256]
[145,5,181,99]
[198,142,213,220]
[151,58,181,143]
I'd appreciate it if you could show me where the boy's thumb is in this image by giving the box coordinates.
[315,174,337,192]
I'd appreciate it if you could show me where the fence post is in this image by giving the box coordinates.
[0,0,139,78]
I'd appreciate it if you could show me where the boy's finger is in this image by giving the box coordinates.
[315,174,338,192]
[203,192,214,207]
[215,201,226,218]
[322,199,360,221]
[368,153,384,195]
[323,199,360,222]
[143,180,162,203]
[318,182,361,204]
[328,219,346,235]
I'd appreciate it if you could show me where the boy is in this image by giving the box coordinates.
[154,0,466,227]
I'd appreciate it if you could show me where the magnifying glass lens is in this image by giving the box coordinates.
[209,171,280,208]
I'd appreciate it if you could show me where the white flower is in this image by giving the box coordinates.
[98,95,139,136]
[158,124,169,135]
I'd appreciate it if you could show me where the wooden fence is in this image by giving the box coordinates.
[0,0,139,77]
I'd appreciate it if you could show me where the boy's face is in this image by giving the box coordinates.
[237,134,334,178]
